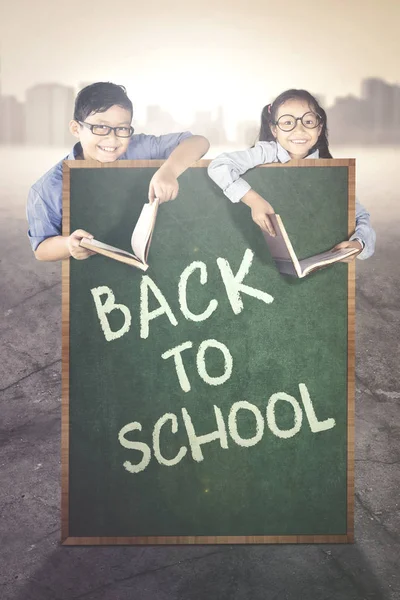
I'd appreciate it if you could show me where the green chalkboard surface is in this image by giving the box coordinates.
[61,159,355,545]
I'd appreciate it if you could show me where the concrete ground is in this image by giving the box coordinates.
[1,150,399,600]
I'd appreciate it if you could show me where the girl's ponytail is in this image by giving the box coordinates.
[258,103,275,143]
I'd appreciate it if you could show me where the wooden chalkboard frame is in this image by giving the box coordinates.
[61,158,355,545]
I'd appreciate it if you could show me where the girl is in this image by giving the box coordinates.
[207,89,376,261]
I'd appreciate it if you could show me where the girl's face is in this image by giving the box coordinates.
[271,99,323,159]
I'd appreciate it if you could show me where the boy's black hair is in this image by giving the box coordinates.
[73,82,133,122]
[258,89,333,158]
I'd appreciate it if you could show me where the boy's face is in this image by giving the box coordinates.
[69,105,133,162]
[270,99,322,159]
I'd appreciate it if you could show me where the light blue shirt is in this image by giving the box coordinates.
[208,141,376,260]
[27,131,192,251]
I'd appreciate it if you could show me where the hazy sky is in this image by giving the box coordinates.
[1,0,399,134]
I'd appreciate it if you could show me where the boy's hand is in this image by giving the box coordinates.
[148,165,179,204]
[331,240,363,263]
[241,190,276,236]
[68,229,96,260]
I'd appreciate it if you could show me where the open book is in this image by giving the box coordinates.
[263,214,359,278]
[79,198,160,271]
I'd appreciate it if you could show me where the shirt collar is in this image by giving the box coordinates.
[276,141,319,163]
[67,142,83,160]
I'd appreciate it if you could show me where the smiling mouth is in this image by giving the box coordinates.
[289,139,309,144]
[98,146,119,152]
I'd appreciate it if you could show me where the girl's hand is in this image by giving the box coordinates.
[331,240,363,263]
[241,190,276,236]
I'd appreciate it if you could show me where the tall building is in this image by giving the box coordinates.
[0,55,25,144]
[326,95,370,144]
[326,79,400,144]
[0,95,25,144]
[191,106,227,144]
[313,94,326,109]
[78,82,95,91]
[236,120,258,146]
[361,78,400,141]
[395,85,400,132]
[25,83,75,146]
[143,105,182,135]
[214,105,227,144]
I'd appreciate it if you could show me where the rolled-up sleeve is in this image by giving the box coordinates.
[349,199,376,260]
[207,142,277,203]
[150,131,193,159]
[26,186,62,251]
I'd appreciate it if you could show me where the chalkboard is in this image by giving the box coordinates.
[61,158,355,545]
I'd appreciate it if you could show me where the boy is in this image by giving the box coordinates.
[27,82,209,261]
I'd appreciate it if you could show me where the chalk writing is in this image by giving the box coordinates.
[118,383,336,474]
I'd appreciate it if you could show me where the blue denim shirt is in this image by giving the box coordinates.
[26,131,192,251]
[208,141,376,260]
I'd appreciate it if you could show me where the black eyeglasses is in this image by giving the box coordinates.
[274,112,322,132]
[77,121,134,138]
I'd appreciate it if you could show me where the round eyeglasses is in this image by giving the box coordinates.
[274,112,322,132]
[78,121,134,138]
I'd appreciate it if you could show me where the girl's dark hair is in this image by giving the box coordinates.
[258,89,332,158]
[73,82,133,122]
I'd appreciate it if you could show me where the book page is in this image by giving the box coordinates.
[80,238,148,270]
[82,238,138,259]
[131,198,160,264]
[299,247,359,275]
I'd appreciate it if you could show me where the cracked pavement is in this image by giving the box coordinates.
[1,148,399,600]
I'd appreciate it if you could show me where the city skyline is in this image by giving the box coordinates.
[1,0,399,134]
[1,77,400,146]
